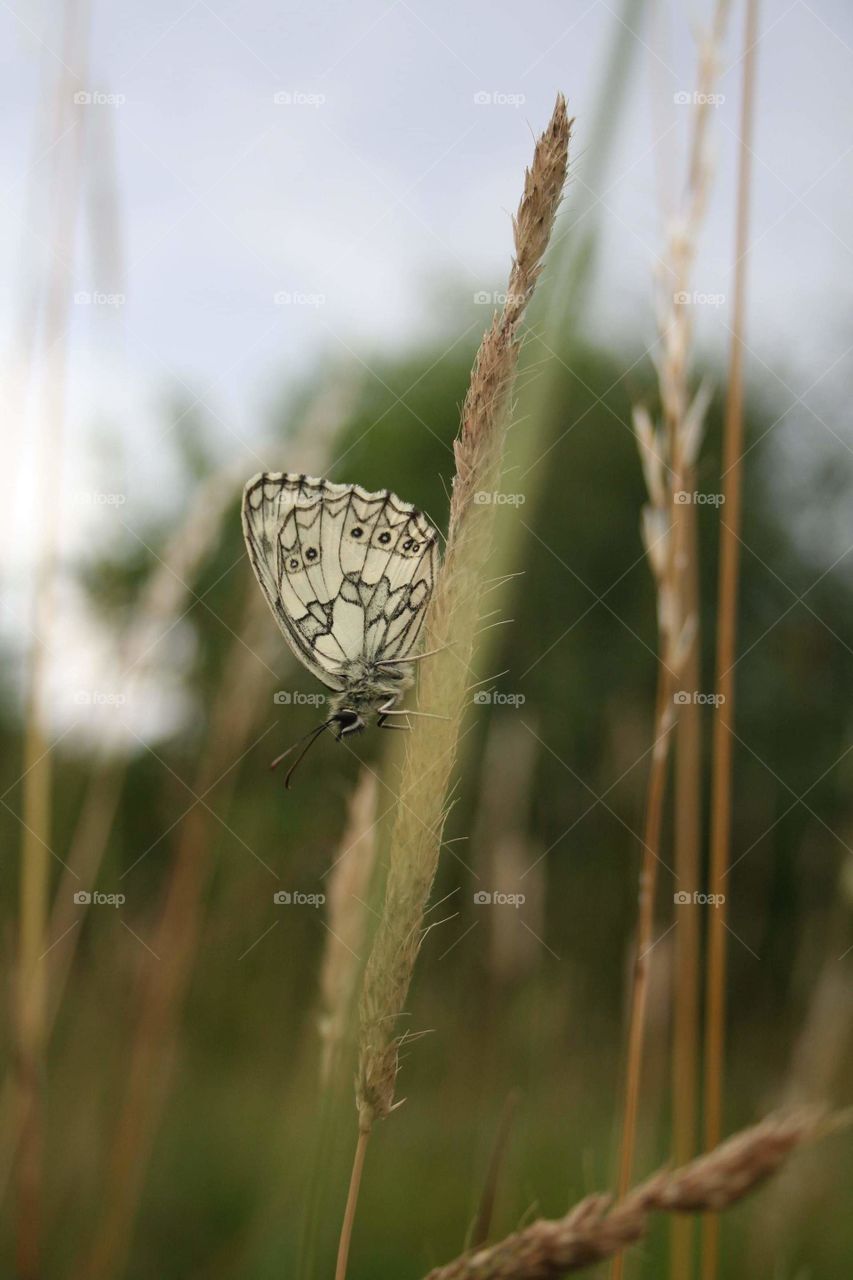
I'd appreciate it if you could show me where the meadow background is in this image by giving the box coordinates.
[1,1,852,1277]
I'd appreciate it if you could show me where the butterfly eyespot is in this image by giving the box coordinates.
[288,557,299,570]
[305,547,318,561]
[378,531,392,545]
[411,542,420,552]
[402,538,414,551]
[351,526,364,539]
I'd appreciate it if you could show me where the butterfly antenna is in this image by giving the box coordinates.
[270,719,334,789]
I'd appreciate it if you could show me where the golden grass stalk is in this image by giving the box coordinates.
[702,4,760,1276]
[356,93,571,1133]
[423,1110,826,1280]
[612,10,730,1266]
[318,770,379,1085]
[671,468,702,1277]
[336,96,571,1280]
[356,89,571,1134]
[16,11,89,1271]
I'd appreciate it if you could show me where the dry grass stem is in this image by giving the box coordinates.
[337,92,570,1280]
[424,1111,824,1280]
[671,464,702,1276]
[614,5,731,1256]
[16,12,89,1272]
[703,5,761,1275]
[356,93,571,1136]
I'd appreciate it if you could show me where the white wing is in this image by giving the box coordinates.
[242,472,439,687]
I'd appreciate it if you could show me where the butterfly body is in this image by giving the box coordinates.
[242,472,440,772]
[327,657,414,735]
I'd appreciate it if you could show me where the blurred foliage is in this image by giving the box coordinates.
[1,321,852,1278]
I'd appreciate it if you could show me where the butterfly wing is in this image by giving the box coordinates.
[242,473,347,690]
[242,472,439,687]
[357,501,439,663]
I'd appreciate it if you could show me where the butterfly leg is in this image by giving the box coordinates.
[377,715,410,730]
[377,698,449,722]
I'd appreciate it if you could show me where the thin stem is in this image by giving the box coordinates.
[611,665,674,1280]
[671,484,701,1280]
[16,4,88,1270]
[335,1129,370,1280]
[702,3,760,1277]
[469,1090,521,1249]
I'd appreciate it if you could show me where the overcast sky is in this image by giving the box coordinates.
[2,0,852,697]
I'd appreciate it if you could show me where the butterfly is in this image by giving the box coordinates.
[242,472,442,784]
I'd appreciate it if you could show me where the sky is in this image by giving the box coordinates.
[1,0,852,732]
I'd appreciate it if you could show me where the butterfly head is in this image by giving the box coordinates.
[331,708,365,739]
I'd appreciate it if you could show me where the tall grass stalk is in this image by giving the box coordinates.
[671,473,702,1277]
[702,2,760,1275]
[15,8,88,1270]
[612,7,730,1273]
[336,96,572,1280]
